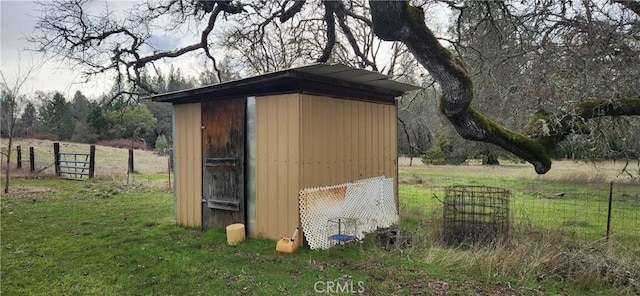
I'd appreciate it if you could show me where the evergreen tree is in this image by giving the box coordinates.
[70,91,97,142]
[0,88,16,137]
[39,92,74,140]
[18,101,38,136]
[167,66,195,92]
[86,105,109,140]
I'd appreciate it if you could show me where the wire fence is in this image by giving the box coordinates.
[0,146,56,176]
[399,176,640,250]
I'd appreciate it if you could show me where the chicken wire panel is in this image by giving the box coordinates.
[299,176,399,250]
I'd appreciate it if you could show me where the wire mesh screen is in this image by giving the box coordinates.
[299,176,399,250]
[443,185,510,245]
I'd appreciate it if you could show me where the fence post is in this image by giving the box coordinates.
[29,147,35,172]
[53,142,60,176]
[606,181,613,242]
[128,149,134,174]
[16,145,22,169]
[89,145,95,179]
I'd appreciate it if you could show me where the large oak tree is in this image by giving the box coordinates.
[30,0,640,174]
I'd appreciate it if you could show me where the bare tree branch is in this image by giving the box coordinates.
[612,0,640,17]
[216,0,245,14]
[334,2,377,70]
[30,0,244,98]
[398,117,425,166]
[1,54,43,193]
[279,0,306,22]
[317,1,337,63]
[344,7,373,27]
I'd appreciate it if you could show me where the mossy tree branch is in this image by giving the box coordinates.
[528,98,640,153]
[370,1,640,173]
[576,98,640,119]
[370,1,553,173]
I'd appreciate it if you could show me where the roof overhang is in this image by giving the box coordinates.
[148,63,421,104]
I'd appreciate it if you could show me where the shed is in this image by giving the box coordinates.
[150,63,420,242]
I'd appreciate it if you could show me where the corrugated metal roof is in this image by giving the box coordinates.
[287,63,420,92]
[149,63,420,103]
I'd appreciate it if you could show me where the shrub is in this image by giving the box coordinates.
[421,147,447,165]
[421,147,467,165]
[30,132,59,141]
[155,134,168,150]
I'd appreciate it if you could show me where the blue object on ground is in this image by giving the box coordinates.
[329,234,356,241]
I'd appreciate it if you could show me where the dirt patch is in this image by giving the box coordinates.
[399,176,423,185]
[6,186,52,198]
[421,279,520,296]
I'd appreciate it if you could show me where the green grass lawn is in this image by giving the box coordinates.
[2,173,639,295]
[399,165,640,254]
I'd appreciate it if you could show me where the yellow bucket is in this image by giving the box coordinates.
[226,223,246,245]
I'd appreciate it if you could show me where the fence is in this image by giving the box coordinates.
[400,176,640,249]
[1,145,55,175]
[15,145,36,172]
[2,141,174,179]
[54,142,95,180]
[299,177,398,250]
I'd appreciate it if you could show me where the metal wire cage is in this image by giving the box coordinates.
[442,185,510,245]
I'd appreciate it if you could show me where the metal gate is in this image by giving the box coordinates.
[54,143,95,180]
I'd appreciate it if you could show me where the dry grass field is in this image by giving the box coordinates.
[399,156,640,183]
[5,139,637,181]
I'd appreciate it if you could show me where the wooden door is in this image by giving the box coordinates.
[202,99,246,229]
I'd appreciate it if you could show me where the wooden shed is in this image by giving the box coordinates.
[150,64,419,242]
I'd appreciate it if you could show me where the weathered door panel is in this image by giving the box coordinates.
[202,99,246,229]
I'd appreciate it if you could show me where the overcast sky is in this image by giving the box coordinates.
[0,0,200,101]
[1,1,452,101]
[1,1,112,99]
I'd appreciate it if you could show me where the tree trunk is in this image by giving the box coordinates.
[4,137,12,194]
[482,152,500,165]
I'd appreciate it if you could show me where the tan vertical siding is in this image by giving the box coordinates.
[253,93,397,241]
[384,104,399,206]
[299,94,398,200]
[387,106,400,210]
[254,94,301,241]
[335,100,345,183]
[287,96,301,241]
[173,103,202,228]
